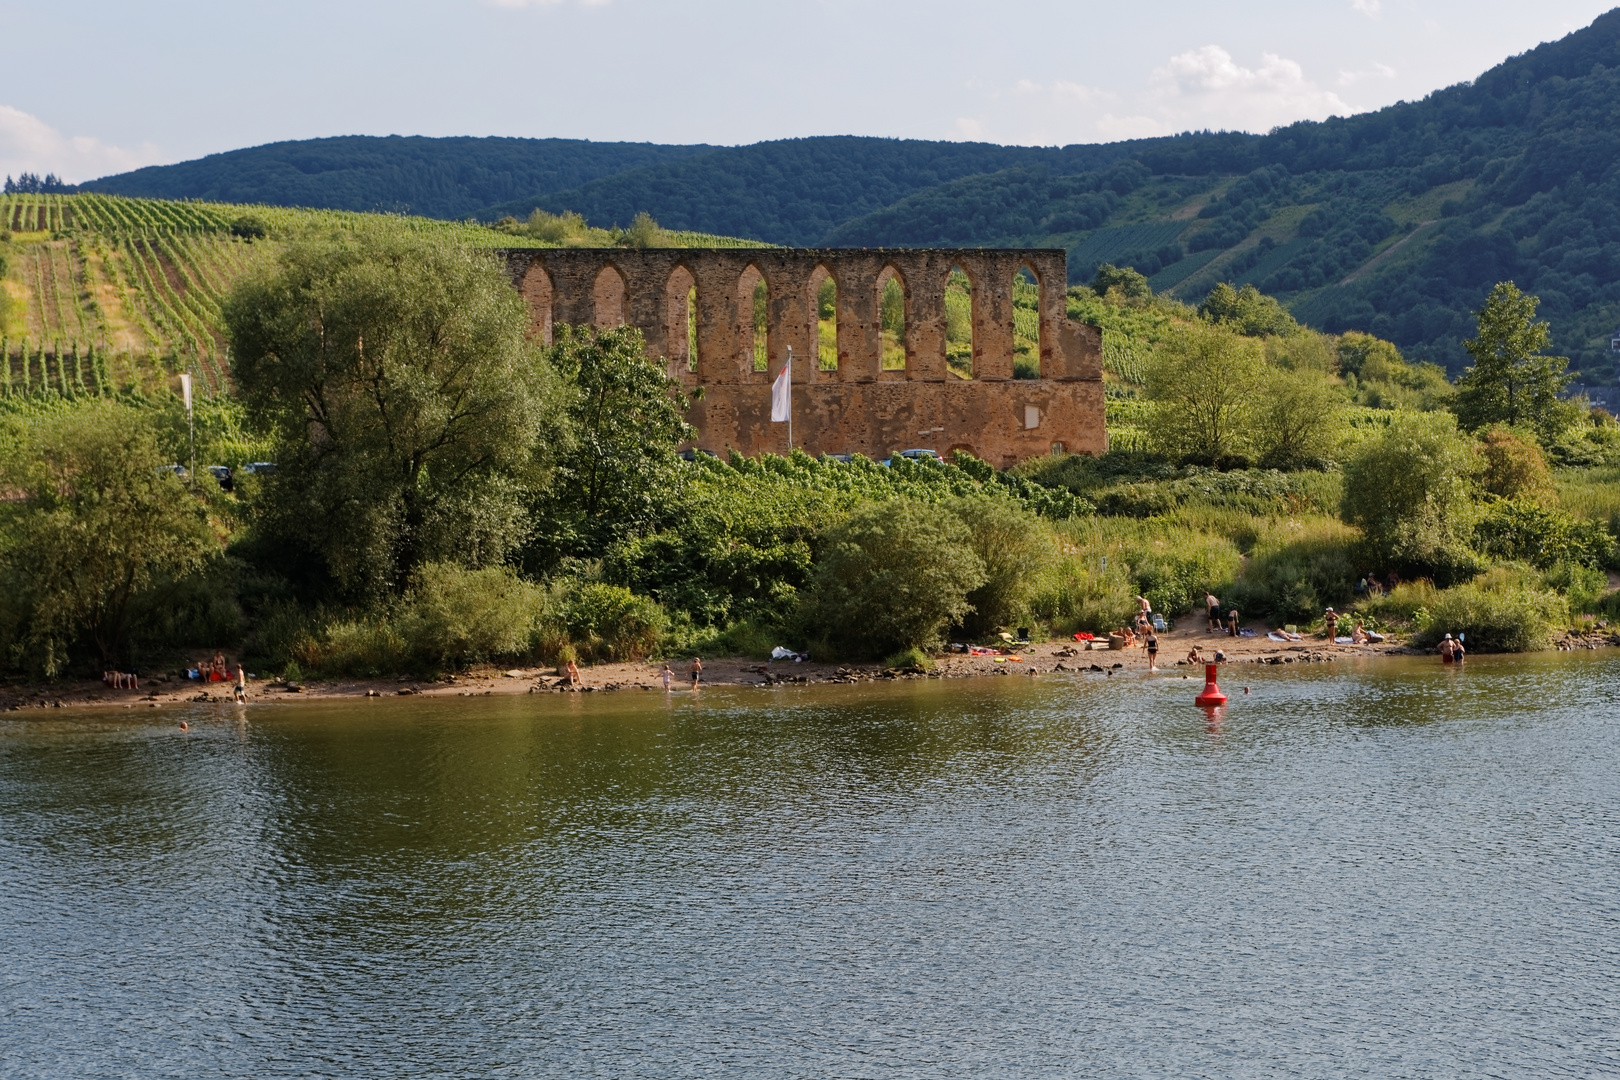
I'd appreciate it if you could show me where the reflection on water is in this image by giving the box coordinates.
[2,654,1617,1077]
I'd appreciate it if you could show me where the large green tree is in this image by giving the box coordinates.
[1342,410,1480,582]
[225,227,559,598]
[1145,321,1264,464]
[1454,282,1578,443]
[531,324,694,562]
[0,403,217,671]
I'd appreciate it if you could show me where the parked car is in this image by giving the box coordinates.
[820,453,853,464]
[678,449,719,462]
[242,462,277,475]
[158,464,188,479]
[206,465,234,492]
[878,448,941,467]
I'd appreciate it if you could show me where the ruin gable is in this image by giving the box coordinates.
[502,247,1105,466]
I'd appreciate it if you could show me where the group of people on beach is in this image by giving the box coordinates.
[563,656,704,691]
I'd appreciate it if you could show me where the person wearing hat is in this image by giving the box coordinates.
[1324,607,1339,642]
[1439,633,1457,663]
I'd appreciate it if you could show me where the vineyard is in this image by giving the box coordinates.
[0,194,563,402]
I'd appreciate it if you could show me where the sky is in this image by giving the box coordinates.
[2,0,1617,183]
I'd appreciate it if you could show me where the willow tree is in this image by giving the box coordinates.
[225,227,561,598]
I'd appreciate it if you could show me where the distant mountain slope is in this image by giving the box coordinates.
[483,136,1147,246]
[80,136,711,219]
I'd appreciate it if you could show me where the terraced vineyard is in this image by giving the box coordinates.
[0,193,697,401]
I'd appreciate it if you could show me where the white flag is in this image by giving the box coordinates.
[179,373,193,413]
[770,360,791,422]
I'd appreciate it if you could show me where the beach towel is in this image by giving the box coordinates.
[1071,632,1095,641]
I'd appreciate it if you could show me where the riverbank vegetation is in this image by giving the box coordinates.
[1,223,1618,683]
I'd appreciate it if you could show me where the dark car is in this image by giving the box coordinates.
[242,462,277,475]
[206,465,234,492]
[878,448,941,467]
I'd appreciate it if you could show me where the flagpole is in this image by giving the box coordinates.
[786,346,793,451]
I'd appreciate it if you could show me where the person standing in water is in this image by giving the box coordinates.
[233,666,248,703]
[690,657,703,689]
[1145,628,1159,672]
[661,664,674,692]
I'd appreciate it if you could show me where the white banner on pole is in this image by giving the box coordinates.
[179,373,193,413]
[770,360,791,422]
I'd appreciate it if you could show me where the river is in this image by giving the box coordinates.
[2,653,1616,1077]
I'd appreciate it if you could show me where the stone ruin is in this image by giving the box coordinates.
[502,247,1106,466]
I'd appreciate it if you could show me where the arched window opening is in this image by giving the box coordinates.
[810,265,838,371]
[521,263,554,346]
[593,264,626,329]
[945,266,974,379]
[877,266,906,370]
[688,286,699,372]
[665,265,698,372]
[1013,265,1040,379]
[738,265,769,372]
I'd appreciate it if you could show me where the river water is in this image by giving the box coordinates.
[2,654,1617,1078]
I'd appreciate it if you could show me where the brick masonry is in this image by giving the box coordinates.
[501,247,1105,466]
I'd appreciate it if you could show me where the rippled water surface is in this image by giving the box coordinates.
[3,653,1618,1077]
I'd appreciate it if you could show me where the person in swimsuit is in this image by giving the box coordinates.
[1439,634,1456,662]
[661,664,674,691]
[1226,606,1240,637]
[1205,592,1221,632]
[565,659,581,688]
[1145,628,1159,672]
[690,657,703,688]
[1324,608,1339,642]
[233,666,248,703]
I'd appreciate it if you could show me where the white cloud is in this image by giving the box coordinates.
[0,105,165,184]
[1144,45,1354,132]
[1338,61,1397,87]
[1351,0,1382,18]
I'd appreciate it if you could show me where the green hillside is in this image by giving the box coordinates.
[0,194,749,400]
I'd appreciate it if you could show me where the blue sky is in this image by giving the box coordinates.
[2,0,1616,182]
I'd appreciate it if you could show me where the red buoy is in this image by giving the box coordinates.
[1195,663,1227,706]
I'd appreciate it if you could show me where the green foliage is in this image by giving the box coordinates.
[551,582,666,663]
[533,323,694,562]
[1028,554,1139,634]
[229,214,267,240]
[0,401,218,671]
[1254,366,1346,470]
[1226,518,1361,623]
[1543,560,1609,614]
[1199,282,1300,337]
[1473,499,1618,570]
[797,499,987,658]
[882,646,936,672]
[1054,516,1244,617]
[401,563,546,668]
[1409,567,1567,652]
[1144,320,1265,464]
[1476,427,1555,503]
[1090,263,1151,301]
[949,495,1053,635]
[1454,283,1580,442]
[227,226,558,598]
[1342,410,1481,582]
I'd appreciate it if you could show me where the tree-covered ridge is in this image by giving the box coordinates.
[78,136,715,220]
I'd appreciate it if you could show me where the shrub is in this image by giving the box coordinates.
[555,582,666,662]
[1476,427,1555,504]
[949,495,1054,635]
[1543,561,1609,615]
[299,618,408,676]
[1342,410,1481,583]
[1228,518,1360,623]
[1028,556,1138,634]
[882,646,935,672]
[401,562,544,668]
[1354,580,1441,629]
[797,498,987,658]
[1410,567,1566,652]
[1473,500,1618,570]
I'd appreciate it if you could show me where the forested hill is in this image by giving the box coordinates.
[77,136,713,220]
[75,8,1620,381]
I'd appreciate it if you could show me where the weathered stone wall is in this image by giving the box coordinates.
[502,247,1105,466]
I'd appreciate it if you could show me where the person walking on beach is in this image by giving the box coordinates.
[1205,592,1221,632]
[661,663,674,692]
[1226,605,1240,637]
[690,657,703,689]
[1145,628,1159,672]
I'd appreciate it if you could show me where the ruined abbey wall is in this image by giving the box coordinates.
[501,248,1106,466]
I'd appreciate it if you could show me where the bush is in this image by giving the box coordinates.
[1473,500,1618,570]
[401,562,544,668]
[797,498,987,658]
[1028,556,1139,634]
[1355,580,1441,629]
[1410,567,1567,652]
[1228,518,1360,623]
[297,618,408,676]
[1342,410,1481,583]
[949,495,1053,635]
[1543,561,1609,615]
[554,582,666,662]
[882,646,935,672]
